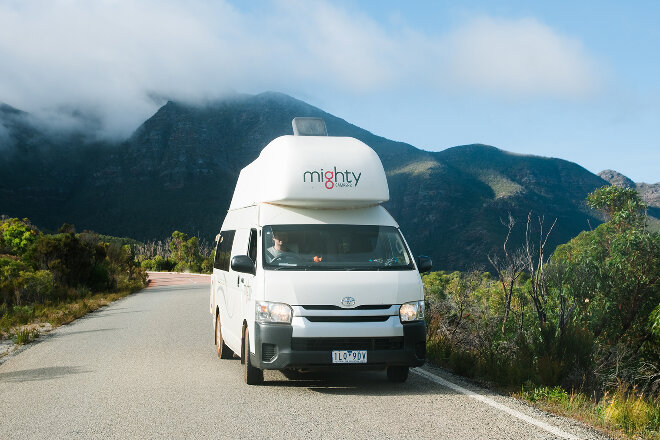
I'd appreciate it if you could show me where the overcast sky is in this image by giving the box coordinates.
[1,0,658,182]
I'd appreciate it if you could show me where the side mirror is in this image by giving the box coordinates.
[231,255,255,275]
[416,255,432,273]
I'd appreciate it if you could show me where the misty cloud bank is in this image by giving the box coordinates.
[0,0,602,140]
[0,122,10,147]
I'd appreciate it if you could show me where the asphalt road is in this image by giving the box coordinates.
[0,273,610,439]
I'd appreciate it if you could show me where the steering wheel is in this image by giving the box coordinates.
[270,254,300,264]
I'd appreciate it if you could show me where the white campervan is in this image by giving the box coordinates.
[210,118,431,384]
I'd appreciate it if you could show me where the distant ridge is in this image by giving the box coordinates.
[598,169,636,189]
[598,169,660,227]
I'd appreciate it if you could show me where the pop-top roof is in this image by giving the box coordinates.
[229,135,389,209]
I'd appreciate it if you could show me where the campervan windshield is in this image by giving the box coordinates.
[263,225,413,271]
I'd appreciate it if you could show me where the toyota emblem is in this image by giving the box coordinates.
[341,296,356,308]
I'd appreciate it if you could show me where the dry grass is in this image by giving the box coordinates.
[519,385,660,440]
[600,385,660,439]
[36,292,131,327]
[1,290,135,348]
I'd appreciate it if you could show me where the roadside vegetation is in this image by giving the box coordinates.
[0,218,147,348]
[424,186,660,439]
[3,187,657,436]
[135,230,214,274]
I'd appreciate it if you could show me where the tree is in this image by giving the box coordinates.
[523,212,557,330]
[168,231,203,272]
[169,231,188,264]
[550,187,658,340]
[23,228,109,290]
[0,218,38,255]
[587,185,647,228]
[488,213,525,334]
[547,186,659,389]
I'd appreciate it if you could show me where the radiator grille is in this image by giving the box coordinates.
[304,316,390,323]
[291,337,404,351]
[301,304,392,310]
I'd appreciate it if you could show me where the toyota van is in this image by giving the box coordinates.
[210,118,431,384]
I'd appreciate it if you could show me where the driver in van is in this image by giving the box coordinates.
[266,232,292,262]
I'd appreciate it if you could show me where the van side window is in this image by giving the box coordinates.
[214,230,235,271]
[248,229,257,263]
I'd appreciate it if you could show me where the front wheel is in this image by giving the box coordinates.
[387,366,409,383]
[243,327,264,385]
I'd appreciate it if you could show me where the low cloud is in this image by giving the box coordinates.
[0,0,603,139]
[0,121,11,148]
[443,16,600,98]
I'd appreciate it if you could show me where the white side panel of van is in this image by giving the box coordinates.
[221,205,258,231]
[212,266,229,347]
[223,228,251,354]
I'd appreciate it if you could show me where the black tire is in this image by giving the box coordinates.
[215,313,232,359]
[243,327,264,385]
[387,366,409,383]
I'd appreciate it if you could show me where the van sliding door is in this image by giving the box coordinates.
[226,228,255,351]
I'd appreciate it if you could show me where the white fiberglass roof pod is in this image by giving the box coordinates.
[229,130,389,210]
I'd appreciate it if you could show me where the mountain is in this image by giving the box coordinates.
[598,169,660,225]
[597,169,636,189]
[1,92,611,270]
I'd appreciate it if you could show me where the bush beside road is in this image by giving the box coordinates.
[1,218,147,354]
[423,187,660,439]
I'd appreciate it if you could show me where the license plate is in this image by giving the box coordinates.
[332,350,367,364]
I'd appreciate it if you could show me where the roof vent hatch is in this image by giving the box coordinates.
[292,117,327,136]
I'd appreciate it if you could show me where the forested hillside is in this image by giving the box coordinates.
[0,92,623,270]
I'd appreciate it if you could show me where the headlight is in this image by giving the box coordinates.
[399,300,424,322]
[256,301,293,324]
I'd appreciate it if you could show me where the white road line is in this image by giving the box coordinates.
[412,368,580,440]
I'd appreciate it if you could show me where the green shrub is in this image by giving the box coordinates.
[1,305,36,333]
[0,218,38,255]
[14,326,39,345]
[173,261,202,273]
[522,385,570,404]
[650,303,660,339]
[23,232,109,290]
[141,256,175,272]
[15,270,56,304]
[12,305,34,321]
[201,255,214,274]
[76,286,92,298]
[426,335,453,363]
[449,349,477,378]
[537,354,562,386]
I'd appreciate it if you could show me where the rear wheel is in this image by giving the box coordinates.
[387,366,409,383]
[215,313,232,359]
[243,327,264,385]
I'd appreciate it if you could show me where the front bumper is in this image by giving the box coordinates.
[252,321,426,370]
